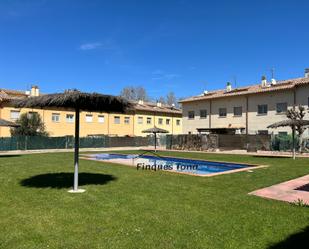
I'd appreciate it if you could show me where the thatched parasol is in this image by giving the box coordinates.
[13,90,131,193]
[268,119,309,159]
[267,120,309,129]
[0,118,19,127]
[142,126,169,151]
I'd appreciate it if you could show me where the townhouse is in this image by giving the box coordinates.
[180,69,309,136]
[0,86,182,137]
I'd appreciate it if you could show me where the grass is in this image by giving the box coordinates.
[0,150,309,249]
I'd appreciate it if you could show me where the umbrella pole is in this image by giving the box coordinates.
[154,133,157,152]
[292,126,296,160]
[69,108,85,193]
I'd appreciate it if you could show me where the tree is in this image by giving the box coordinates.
[166,91,177,106]
[135,86,149,101]
[10,112,48,136]
[120,86,149,101]
[158,96,166,104]
[286,105,308,152]
[120,86,136,101]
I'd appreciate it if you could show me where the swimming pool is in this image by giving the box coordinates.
[84,153,257,176]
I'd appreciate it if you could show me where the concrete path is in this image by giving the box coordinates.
[156,148,309,158]
[249,175,309,205]
[0,146,153,155]
[1,146,309,158]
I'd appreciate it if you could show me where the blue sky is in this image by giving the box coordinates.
[0,0,309,100]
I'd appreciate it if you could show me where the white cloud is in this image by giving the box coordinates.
[79,42,102,50]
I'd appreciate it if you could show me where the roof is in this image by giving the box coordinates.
[179,77,309,103]
[0,89,27,102]
[0,88,182,115]
[131,101,182,115]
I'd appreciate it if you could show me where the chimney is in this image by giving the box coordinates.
[305,68,309,78]
[261,76,267,87]
[226,82,232,92]
[156,101,162,107]
[30,85,39,96]
[271,78,276,85]
[138,99,144,105]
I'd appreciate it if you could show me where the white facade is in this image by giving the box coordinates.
[182,83,309,136]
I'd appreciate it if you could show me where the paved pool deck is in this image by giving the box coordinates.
[249,174,309,205]
[1,146,309,158]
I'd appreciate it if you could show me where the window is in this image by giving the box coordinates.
[188,111,195,119]
[114,116,120,124]
[147,117,151,124]
[200,109,207,119]
[138,117,143,124]
[66,114,74,123]
[124,117,130,124]
[10,110,20,120]
[158,118,163,125]
[176,119,181,126]
[28,111,38,118]
[52,113,60,122]
[98,115,105,123]
[257,104,268,115]
[166,119,170,125]
[219,108,227,117]
[276,103,287,114]
[233,106,242,116]
[85,114,93,122]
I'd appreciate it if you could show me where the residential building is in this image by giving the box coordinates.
[180,69,309,136]
[0,87,182,137]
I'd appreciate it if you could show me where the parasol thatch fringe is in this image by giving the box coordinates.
[267,119,309,129]
[142,126,169,134]
[12,90,131,113]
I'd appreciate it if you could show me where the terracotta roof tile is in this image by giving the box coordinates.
[131,101,182,115]
[179,77,309,103]
[0,88,182,115]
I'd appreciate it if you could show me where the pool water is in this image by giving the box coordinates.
[88,153,251,176]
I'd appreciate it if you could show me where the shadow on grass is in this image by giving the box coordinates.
[268,226,309,248]
[0,154,21,158]
[252,155,291,159]
[20,172,116,189]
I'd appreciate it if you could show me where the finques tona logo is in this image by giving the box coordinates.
[135,151,198,172]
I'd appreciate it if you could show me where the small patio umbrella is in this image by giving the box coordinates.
[0,118,20,127]
[142,126,169,151]
[268,119,309,159]
[12,90,130,193]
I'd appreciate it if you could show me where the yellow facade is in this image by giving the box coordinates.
[133,111,182,136]
[0,105,182,137]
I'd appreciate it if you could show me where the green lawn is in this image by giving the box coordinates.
[0,150,309,249]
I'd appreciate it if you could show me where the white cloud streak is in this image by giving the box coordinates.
[79,42,102,50]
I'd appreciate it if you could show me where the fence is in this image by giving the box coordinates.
[0,135,152,151]
[166,134,271,151]
[271,134,300,151]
